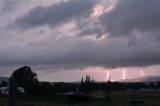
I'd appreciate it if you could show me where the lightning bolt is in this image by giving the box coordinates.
[106,71,110,81]
[122,69,126,80]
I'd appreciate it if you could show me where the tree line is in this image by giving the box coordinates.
[1,66,160,97]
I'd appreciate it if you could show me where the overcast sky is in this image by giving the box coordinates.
[0,0,160,82]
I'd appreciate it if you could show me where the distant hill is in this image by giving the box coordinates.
[0,77,9,82]
[120,75,160,82]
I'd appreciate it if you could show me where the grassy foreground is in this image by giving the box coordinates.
[1,91,160,106]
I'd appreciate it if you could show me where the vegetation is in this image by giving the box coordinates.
[11,66,39,95]
[1,66,160,106]
[11,66,38,83]
[1,91,160,106]
[6,66,160,96]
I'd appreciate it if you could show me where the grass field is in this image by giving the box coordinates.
[1,91,160,106]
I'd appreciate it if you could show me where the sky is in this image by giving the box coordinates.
[0,0,160,82]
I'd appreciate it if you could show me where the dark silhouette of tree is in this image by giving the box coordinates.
[11,66,38,84]
[84,75,91,95]
[79,75,94,96]
[79,77,85,92]
[37,81,54,96]
[11,66,38,95]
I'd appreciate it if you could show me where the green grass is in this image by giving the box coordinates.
[1,91,160,106]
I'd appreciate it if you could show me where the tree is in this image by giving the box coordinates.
[11,66,38,95]
[11,66,38,84]
[79,75,94,96]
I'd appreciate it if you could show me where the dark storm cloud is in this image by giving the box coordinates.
[1,0,160,70]
[100,0,160,36]
[2,0,19,11]
[0,34,160,69]
[76,18,105,38]
[14,0,97,29]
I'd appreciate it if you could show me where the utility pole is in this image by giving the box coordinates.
[9,77,17,106]
[105,75,111,102]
